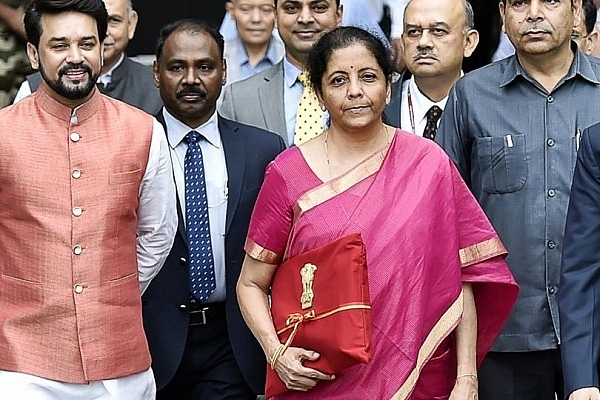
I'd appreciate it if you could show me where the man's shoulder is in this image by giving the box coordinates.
[101,93,154,119]
[219,114,283,144]
[225,62,283,93]
[120,57,154,80]
[457,58,509,87]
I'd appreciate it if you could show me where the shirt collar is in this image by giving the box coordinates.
[283,55,303,89]
[162,108,221,149]
[98,53,125,86]
[408,75,451,122]
[235,34,282,66]
[500,42,600,88]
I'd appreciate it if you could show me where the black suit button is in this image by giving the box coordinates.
[179,257,187,266]
[179,304,187,311]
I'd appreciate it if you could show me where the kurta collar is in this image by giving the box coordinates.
[35,84,102,124]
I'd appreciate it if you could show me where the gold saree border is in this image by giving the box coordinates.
[294,144,390,219]
[245,238,280,265]
[459,237,506,268]
[391,291,464,400]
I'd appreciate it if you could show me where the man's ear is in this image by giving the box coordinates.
[153,60,160,87]
[127,10,139,40]
[27,42,40,70]
[585,29,599,55]
[463,29,480,58]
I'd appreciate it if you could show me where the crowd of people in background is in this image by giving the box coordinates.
[1,0,600,399]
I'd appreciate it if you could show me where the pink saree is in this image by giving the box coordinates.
[245,129,518,399]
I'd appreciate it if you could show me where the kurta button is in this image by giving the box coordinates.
[72,207,82,216]
[72,169,81,179]
[547,139,555,147]
[547,240,556,249]
[70,132,80,142]
[73,245,83,255]
[179,257,187,266]
[74,284,84,294]
[547,96,554,103]
[548,189,556,197]
[179,304,187,311]
[548,287,556,295]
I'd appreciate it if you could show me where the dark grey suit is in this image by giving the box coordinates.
[143,111,285,396]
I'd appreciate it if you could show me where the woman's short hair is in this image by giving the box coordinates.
[306,26,394,95]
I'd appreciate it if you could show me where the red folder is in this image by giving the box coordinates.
[266,233,372,398]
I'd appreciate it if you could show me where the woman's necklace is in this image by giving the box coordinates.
[323,125,391,178]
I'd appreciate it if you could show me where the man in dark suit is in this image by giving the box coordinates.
[142,19,285,399]
[560,121,600,400]
[385,0,478,135]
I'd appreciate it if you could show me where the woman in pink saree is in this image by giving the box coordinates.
[237,27,518,399]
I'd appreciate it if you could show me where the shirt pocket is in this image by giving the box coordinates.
[475,134,528,194]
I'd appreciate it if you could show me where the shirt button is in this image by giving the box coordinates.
[74,284,84,294]
[547,95,554,103]
[72,169,81,179]
[547,240,556,249]
[179,304,188,312]
[72,206,83,216]
[73,245,83,255]
[548,287,556,295]
[179,257,187,266]
[70,132,81,142]
[547,139,555,147]
[548,189,556,197]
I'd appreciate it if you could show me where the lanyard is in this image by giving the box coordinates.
[407,85,416,135]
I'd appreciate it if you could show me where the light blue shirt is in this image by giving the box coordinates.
[162,109,228,302]
[224,35,284,85]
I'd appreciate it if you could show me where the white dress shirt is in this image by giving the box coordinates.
[162,108,228,302]
[400,76,449,137]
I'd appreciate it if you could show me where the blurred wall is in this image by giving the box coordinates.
[129,0,228,56]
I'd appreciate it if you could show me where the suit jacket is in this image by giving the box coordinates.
[559,122,600,398]
[26,57,163,115]
[384,71,411,128]
[142,111,286,393]
[220,61,288,145]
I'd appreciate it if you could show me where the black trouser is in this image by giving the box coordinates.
[479,350,563,400]
[157,307,255,400]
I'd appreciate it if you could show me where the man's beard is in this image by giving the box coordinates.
[40,62,99,100]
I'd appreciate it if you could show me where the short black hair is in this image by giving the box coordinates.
[155,19,224,62]
[24,0,108,48]
[582,0,597,36]
[306,26,394,95]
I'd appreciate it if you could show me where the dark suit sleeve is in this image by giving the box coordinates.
[559,126,600,397]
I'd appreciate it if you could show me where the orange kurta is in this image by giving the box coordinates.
[0,86,153,383]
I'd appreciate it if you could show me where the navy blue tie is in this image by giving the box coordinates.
[184,130,216,302]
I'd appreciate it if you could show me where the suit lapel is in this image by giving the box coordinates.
[155,108,188,245]
[257,62,287,145]
[219,116,245,235]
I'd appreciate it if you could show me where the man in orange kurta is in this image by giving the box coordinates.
[0,0,177,398]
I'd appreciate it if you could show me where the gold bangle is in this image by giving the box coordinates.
[456,373,478,380]
[270,344,285,370]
